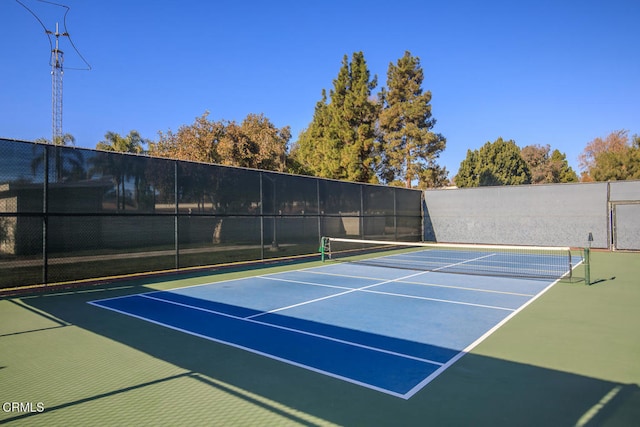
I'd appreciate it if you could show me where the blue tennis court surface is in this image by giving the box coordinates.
[90,259,572,399]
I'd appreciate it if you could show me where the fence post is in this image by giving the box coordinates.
[42,144,49,285]
[174,161,179,270]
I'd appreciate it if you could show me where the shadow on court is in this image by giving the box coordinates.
[2,279,639,426]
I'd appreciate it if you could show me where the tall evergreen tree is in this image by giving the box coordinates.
[455,149,479,188]
[548,149,579,183]
[291,52,380,183]
[378,51,446,188]
[291,90,340,177]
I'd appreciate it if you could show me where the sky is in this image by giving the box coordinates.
[2,0,639,179]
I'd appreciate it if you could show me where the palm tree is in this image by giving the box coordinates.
[96,131,146,154]
[94,131,148,211]
[31,134,85,182]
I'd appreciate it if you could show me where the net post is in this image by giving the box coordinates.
[320,236,327,262]
[584,232,593,286]
[568,249,572,280]
[584,247,591,286]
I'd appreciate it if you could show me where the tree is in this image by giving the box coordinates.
[455,149,479,188]
[93,131,149,211]
[150,111,291,172]
[418,161,449,188]
[520,144,578,184]
[150,112,224,164]
[32,133,84,182]
[590,150,637,181]
[520,144,548,183]
[218,113,290,171]
[455,138,531,187]
[291,52,380,183]
[549,149,579,183]
[35,133,76,146]
[379,51,447,188]
[96,130,147,154]
[290,90,338,177]
[585,131,640,181]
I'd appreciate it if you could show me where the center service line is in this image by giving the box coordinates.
[247,253,497,320]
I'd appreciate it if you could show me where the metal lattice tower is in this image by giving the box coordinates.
[47,23,68,144]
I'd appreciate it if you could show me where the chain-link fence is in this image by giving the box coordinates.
[0,138,423,288]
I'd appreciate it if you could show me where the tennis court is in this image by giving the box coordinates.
[90,240,581,399]
[2,249,640,425]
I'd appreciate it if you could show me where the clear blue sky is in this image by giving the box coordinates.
[2,0,639,178]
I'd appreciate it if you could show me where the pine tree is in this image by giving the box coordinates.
[292,90,341,177]
[549,149,579,183]
[291,52,379,183]
[454,149,479,187]
[379,51,446,188]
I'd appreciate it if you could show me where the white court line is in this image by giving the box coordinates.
[257,275,352,291]
[139,293,444,367]
[245,269,431,319]
[246,253,497,320]
[328,247,570,279]
[89,251,567,399]
[259,275,516,312]
[362,289,515,312]
[402,258,584,399]
[301,270,536,297]
[391,251,563,269]
[88,298,410,398]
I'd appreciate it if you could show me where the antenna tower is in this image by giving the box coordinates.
[47,22,68,144]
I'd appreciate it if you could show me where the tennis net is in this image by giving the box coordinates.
[320,237,575,280]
